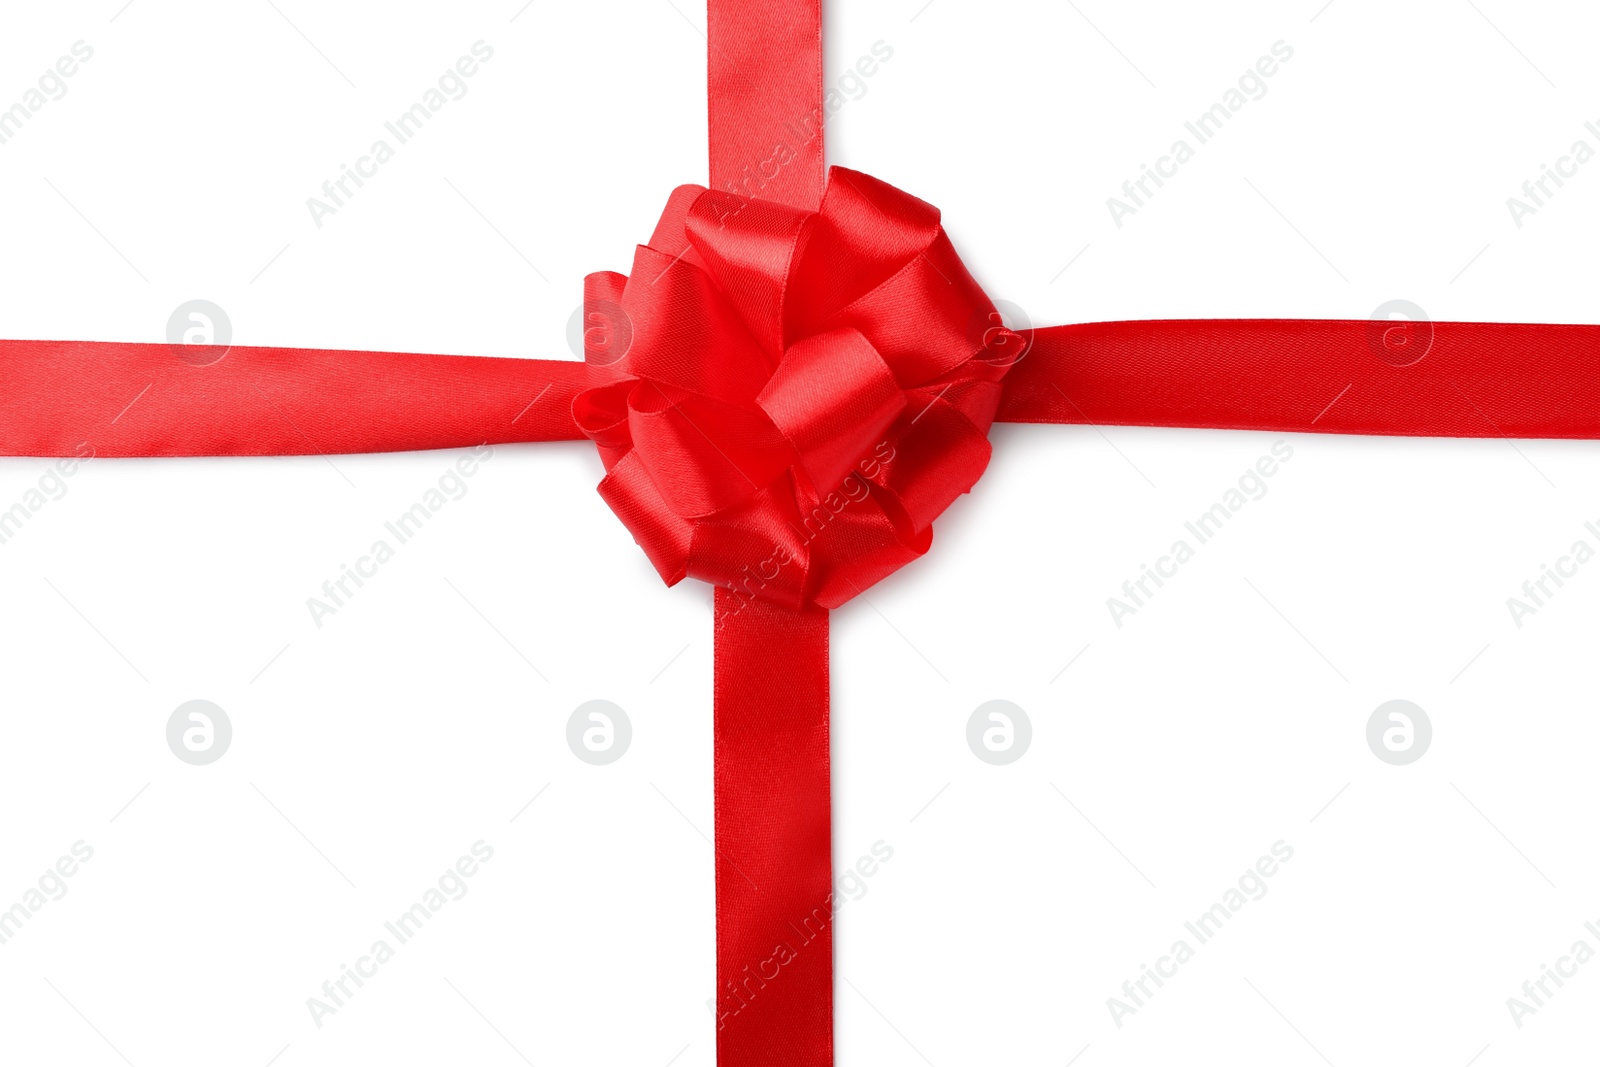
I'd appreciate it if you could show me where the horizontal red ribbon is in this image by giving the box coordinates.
[0,339,588,456]
[8,318,1599,458]
[1002,317,1600,438]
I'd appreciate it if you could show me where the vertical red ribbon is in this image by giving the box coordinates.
[713,592,832,1066]
[707,3,831,1063]
[707,0,824,212]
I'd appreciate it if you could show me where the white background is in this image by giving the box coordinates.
[1,1,1598,1064]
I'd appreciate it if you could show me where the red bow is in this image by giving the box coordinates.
[574,169,1022,611]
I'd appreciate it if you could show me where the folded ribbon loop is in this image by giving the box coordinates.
[576,167,1014,610]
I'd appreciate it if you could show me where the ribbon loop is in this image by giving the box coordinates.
[758,328,904,491]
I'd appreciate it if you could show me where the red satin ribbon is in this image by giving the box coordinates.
[708,0,823,212]
[8,319,1599,457]
[713,591,831,1067]
[2,3,1600,1066]
[1002,318,1600,438]
[0,339,587,455]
